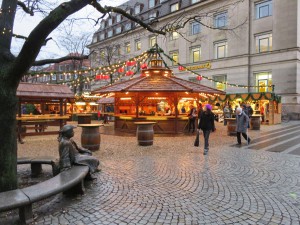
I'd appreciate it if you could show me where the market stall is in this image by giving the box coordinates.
[210,92,281,125]
[92,58,225,134]
[16,83,74,141]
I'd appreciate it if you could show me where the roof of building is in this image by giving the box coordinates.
[97,97,114,104]
[92,74,225,95]
[17,83,74,99]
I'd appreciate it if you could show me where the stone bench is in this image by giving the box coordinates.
[0,165,89,224]
[17,156,59,177]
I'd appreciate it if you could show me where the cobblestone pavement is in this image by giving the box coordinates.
[2,121,300,225]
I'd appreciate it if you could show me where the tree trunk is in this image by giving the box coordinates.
[0,80,18,191]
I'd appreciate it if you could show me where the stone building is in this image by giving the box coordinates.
[88,0,300,114]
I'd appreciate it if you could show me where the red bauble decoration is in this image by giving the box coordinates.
[118,67,124,73]
[196,76,202,81]
[126,70,134,76]
[178,66,184,71]
[141,63,148,69]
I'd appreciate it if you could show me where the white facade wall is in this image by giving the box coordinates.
[88,0,300,113]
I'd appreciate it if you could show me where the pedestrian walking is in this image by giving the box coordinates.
[188,104,197,133]
[223,104,231,126]
[235,107,251,146]
[197,104,216,155]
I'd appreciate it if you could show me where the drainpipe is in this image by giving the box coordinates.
[248,0,251,93]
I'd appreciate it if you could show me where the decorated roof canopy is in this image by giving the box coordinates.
[92,58,225,96]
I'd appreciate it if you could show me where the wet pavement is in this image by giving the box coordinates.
[2,121,300,225]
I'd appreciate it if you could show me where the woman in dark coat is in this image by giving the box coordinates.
[58,125,100,177]
[198,104,216,155]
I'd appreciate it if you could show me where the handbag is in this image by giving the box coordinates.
[194,130,200,147]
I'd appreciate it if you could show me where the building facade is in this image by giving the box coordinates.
[88,0,300,113]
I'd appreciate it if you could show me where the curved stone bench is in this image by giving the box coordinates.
[0,165,89,224]
[17,156,59,177]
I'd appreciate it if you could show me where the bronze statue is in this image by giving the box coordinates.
[58,125,100,179]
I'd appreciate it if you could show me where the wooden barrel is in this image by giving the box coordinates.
[81,126,100,151]
[77,114,92,124]
[226,119,237,136]
[250,116,261,130]
[136,123,155,146]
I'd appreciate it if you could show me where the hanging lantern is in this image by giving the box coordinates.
[178,66,184,71]
[141,63,148,69]
[126,70,134,76]
[118,67,124,73]
[196,76,202,81]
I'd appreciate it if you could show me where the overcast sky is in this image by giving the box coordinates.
[10,0,128,60]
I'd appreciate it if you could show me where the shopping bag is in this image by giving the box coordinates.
[194,130,200,147]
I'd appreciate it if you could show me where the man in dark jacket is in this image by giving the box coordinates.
[198,104,216,155]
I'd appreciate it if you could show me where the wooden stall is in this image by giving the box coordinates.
[92,58,225,134]
[16,83,74,141]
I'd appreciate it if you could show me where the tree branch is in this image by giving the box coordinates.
[17,1,34,16]
[33,54,88,66]
[90,2,166,35]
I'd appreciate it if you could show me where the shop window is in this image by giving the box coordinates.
[135,39,141,51]
[191,46,201,63]
[170,51,179,65]
[256,0,272,19]
[214,12,227,28]
[214,41,227,59]
[255,33,272,53]
[149,36,157,47]
[213,75,227,91]
[171,3,179,12]
[125,42,131,53]
[170,31,179,40]
[255,72,272,92]
[190,21,201,35]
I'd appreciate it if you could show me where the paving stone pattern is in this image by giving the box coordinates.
[2,121,300,225]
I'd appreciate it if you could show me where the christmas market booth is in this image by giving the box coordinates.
[211,92,282,125]
[92,58,225,134]
[16,83,74,140]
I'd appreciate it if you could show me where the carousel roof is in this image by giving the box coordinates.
[92,74,225,95]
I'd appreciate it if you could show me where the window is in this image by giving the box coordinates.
[125,23,132,31]
[170,31,179,40]
[170,51,179,65]
[191,46,201,63]
[149,0,155,8]
[99,33,105,40]
[149,36,157,47]
[125,42,131,53]
[214,41,227,59]
[192,0,200,3]
[171,3,179,12]
[256,0,272,19]
[213,75,227,91]
[100,21,105,29]
[108,18,113,26]
[256,33,272,53]
[135,39,141,51]
[255,72,272,92]
[214,12,227,28]
[116,14,121,23]
[59,65,64,71]
[93,35,97,43]
[149,11,157,21]
[59,74,63,80]
[107,30,113,38]
[66,74,71,80]
[135,5,141,15]
[116,26,122,34]
[160,0,166,3]
[191,21,201,35]
[52,75,56,80]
